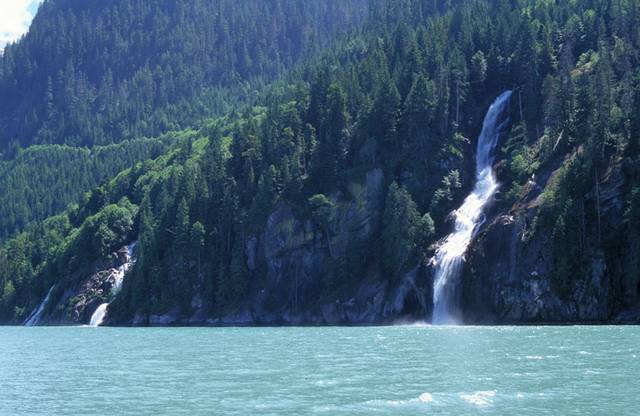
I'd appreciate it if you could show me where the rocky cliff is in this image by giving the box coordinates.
[132,168,434,326]
[461,151,640,324]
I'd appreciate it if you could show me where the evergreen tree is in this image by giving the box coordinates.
[372,76,401,153]
[402,74,437,157]
[315,84,349,189]
[382,182,421,277]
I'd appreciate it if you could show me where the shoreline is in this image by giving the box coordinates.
[5,321,640,328]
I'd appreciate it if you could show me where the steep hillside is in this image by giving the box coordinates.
[0,0,377,241]
[2,0,640,326]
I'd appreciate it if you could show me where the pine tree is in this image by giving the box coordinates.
[382,182,421,278]
[315,83,348,190]
[174,198,192,312]
[372,76,401,152]
[402,74,437,156]
[190,221,205,279]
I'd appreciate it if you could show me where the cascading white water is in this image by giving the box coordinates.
[89,303,109,326]
[89,242,137,327]
[112,242,136,292]
[432,91,512,325]
[24,286,55,326]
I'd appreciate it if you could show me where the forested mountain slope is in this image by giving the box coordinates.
[2,0,640,325]
[0,0,374,151]
[0,0,378,242]
[0,134,179,241]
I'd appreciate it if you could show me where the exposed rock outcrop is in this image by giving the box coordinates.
[126,168,434,326]
[35,246,133,325]
[462,157,639,323]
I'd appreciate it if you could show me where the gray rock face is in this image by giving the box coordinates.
[461,159,635,323]
[461,213,608,323]
[227,167,432,325]
[148,309,182,325]
[139,168,435,326]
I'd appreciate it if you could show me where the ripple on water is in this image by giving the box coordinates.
[418,392,433,402]
[460,390,496,407]
[363,392,434,408]
[313,379,338,387]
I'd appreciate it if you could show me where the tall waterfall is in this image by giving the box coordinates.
[24,286,55,326]
[432,91,512,325]
[89,242,137,327]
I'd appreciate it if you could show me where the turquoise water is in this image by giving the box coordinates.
[1,326,638,415]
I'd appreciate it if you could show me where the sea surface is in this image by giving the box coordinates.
[1,325,638,415]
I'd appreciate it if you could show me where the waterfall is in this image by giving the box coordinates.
[24,286,55,326]
[90,303,109,327]
[89,242,137,327]
[432,91,512,325]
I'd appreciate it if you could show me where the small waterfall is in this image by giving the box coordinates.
[24,286,55,326]
[90,303,109,326]
[432,91,512,325]
[89,242,137,327]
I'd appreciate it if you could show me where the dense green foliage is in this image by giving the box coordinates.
[382,182,434,277]
[2,0,640,322]
[0,136,171,241]
[0,0,373,241]
[0,0,370,151]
